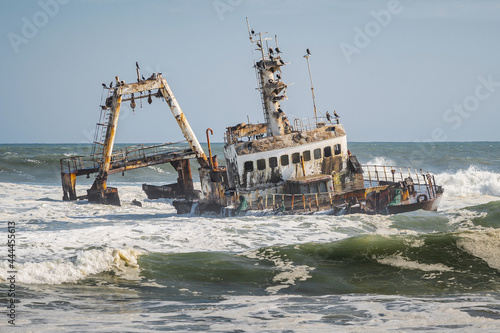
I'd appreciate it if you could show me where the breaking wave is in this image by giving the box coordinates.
[129,230,500,296]
[0,248,143,285]
[436,166,500,198]
[365,156,396,166]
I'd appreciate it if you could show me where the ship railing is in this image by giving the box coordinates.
[230,191,348,212]
[60,141,190,174]
[108,141,189,165]
[292,117,337,132]
[231,165,442,211]
[231,180,386,211]
[60,155,100,175]
[362,164,441,199]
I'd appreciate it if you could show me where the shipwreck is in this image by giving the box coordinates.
[60,23,443,216]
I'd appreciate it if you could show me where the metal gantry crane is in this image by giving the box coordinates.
[61,70,213,206]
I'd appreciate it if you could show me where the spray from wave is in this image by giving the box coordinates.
[436,166,500,197]
[365,156,396,166]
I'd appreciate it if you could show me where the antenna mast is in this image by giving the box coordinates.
[304,49,318,125]
[246,18,288,137]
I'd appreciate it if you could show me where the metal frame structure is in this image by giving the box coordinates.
[61,72,209,205]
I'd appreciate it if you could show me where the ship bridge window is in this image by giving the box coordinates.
[280,154,289,166]
[269,156,278,168]
[244,161,254,172]
[257,159,266,170]
[292,152,300,164]
[314,148,321,159]
[324,146,332,157]
[303,150,311,162]
[334,144,341,155]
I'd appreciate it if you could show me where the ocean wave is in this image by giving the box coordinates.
[138,230,500,295]
[365,156,396,166]
[0,248,143,285]
[436,166,500,198]
[245,247,315,294]
[456,229,500,271]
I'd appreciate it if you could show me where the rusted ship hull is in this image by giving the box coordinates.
[172,171,444,216]
[142,183,200,200]
[173,192,443,217]
[386,194,442,214]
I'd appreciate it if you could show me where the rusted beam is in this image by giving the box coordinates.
[160,78,210,168]
[95,93,122,190]
[119,79,163,95]
[171,159,194,195]
[61,172,77,201]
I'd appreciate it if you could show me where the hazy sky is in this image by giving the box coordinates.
[1,0,499,143]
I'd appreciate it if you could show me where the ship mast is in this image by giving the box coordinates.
[304,49,318,125]
[247,19,289,137]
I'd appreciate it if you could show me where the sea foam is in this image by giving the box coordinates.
[0,248,143,284]
[457,229,500,272]
[436,166,500,198]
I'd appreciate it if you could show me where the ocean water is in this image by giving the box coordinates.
[1,142,500,332]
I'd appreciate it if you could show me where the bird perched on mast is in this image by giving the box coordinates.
[136,62,140,69]
[333,111,340,123]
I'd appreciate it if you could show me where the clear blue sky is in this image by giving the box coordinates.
[1,0,499,143]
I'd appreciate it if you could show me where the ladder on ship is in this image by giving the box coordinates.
[254,64,271,129]
[91,91,113,160]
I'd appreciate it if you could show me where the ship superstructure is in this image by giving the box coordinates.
[206,27,363,211]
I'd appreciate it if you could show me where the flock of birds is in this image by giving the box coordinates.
[251,28,311,58]
[101,62,159,89]
[99,37,339,121]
